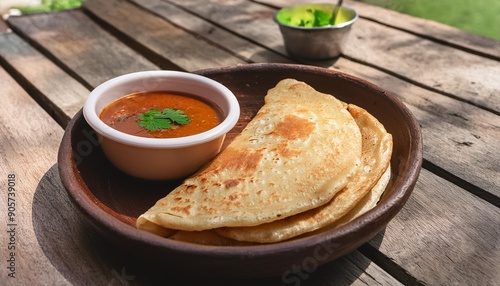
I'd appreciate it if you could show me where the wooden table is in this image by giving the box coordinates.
[1,0,499,285]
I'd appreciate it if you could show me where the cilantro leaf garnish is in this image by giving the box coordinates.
[284,8,334,27]
[138,108,191,131]
[313,9,332,26]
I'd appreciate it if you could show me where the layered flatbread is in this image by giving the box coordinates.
[327,164,391,228]
[170,165,391,246]
[137,79,362,232]
[216,104,393,243]
[169,230,254,246]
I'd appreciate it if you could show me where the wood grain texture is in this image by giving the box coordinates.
[332,58,500,198]
[7,9,159,89]
[346,18,500,114]
[0,32,89,127]
[82,0,248,72]
[311,250,403,286]
[127,0,294,65]
[167,0,288,57]
[335,58,500,284]
[0,66,103,285]
[373,168,500,285]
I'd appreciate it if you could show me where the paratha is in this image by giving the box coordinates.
[136,79,362,232]
[161,166,391,246]
[169,230,255,246]
[299,164,391,239]
[216,104,393,243]
[331,164,391,226]
[169,166,391,246]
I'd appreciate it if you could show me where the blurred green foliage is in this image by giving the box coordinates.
[360,0,500,40]
[16,0,84,13]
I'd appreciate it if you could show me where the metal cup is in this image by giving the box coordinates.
[275,4,358,60]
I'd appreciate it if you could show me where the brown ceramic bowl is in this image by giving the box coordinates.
[58,63,422,278]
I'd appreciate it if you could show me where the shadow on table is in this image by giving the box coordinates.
[32,164,383,285]
[248,48,341,70]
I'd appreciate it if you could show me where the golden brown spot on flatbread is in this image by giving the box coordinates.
[228,193,240,201]
[171,205,191,215]
[212,148,263,172]
[272,115,314,140]
[220,196,243,209]
[274,142,301,158]
[224,179,240,189]
[182,184,196,194]
[289,83,303,90]
[201,205,217,214]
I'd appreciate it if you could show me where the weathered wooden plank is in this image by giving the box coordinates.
[172,0,500,113]
[82,0,248,72]
[332,58,500,198]
[0,66,106,285]
[255,0,500,61]
[166,0,287,56]
[312,250,404,286]
[332,59,500,283]
[0,32,89,127]
[6,9,159,89]
[332,57,498,282]
[346,18,500,114]
[371,168,500,285]
[124,0,294,65]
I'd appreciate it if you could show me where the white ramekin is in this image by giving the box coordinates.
[83,70,240,180]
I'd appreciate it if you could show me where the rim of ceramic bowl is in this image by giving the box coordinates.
[274,3,359,30]
[83,71,240,149]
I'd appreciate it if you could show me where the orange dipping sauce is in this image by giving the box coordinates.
[99,91,223,138]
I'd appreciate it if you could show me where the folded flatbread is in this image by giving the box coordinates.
[216,104,393,243]
[169,165,391,246]
[326,164,391,228]
[169,230,254,246]
[137,79,362,232]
